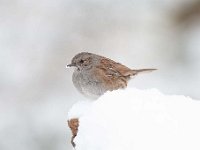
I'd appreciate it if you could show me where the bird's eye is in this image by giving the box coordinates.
[80,59,84,64]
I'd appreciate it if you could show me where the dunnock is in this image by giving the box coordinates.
[67,52,156,99]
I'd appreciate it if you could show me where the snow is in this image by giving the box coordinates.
[67,88,200,150]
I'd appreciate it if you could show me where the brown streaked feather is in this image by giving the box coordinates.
[93,67,128,91]
[93,58,132,91]
[98,58,134,77]
[94,58,156,91]
[98,58,156,77]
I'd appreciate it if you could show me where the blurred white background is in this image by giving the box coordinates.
[0,0,200,150]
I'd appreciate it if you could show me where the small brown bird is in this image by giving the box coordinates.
[67,52,156,99]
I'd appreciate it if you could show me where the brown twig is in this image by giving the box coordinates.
[68,118,79,147]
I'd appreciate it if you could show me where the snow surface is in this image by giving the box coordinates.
[68,88,200,150]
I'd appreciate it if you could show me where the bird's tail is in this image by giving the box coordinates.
[131,68,157,75]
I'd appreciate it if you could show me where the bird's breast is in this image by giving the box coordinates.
[72,70,106,99]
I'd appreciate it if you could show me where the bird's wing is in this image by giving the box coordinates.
[97,58,134,77]
[93,58,129,90]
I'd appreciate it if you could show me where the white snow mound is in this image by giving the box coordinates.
[68,88,200,150]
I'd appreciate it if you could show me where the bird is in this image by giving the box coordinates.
[67,52,156,99]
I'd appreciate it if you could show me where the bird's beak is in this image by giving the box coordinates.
[66,63,76,68]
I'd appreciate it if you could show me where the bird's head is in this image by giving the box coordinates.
[67,52,95,71]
